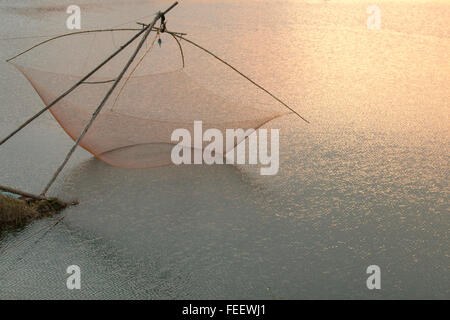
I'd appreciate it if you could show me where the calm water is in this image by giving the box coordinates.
[0,0,448,299]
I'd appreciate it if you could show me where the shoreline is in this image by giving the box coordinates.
[0,194,66,233]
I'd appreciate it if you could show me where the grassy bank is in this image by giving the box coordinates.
[0,194,66,232]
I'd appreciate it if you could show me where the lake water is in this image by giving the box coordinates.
[0,0,448,299]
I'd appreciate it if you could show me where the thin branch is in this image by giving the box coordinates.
[175,35,310,124]
[6,28,143,62]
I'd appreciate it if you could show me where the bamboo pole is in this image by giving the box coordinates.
[0,28,155,147]
[41,2,179,196]
[5,28,144,63]
[136,23,187,36]
[0,184,47,201]
[175,35,310,124]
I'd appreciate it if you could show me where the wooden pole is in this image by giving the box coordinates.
[0,184,47,201]
[0,28,155,147]
[41,2,179,196]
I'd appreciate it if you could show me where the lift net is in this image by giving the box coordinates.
[10,29,289,168]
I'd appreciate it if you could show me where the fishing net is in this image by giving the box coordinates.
[9,29,289,168]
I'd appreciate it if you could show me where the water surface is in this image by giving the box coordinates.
[0,0,448,299]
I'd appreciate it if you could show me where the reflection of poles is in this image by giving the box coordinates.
[41,1,179,196]
[174,35,310,124]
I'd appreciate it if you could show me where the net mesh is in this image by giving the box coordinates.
[10,29,289,168]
